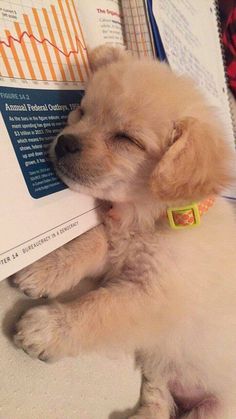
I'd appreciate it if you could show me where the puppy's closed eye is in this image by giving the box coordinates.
[80,108,85,117]
[114,132,145,150]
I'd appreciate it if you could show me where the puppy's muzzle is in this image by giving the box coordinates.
[55,134,82,159]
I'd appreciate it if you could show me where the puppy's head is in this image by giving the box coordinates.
[52,45,232,204]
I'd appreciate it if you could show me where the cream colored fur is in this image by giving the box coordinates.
[12,46,236,419]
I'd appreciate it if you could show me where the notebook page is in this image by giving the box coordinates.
[152,0,235,149]
[121,0,154,57]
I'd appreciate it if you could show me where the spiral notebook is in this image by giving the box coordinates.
[147,0,236,198]
[122,0,236,197]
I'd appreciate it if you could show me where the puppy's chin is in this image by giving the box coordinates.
[54,167,93,195]
[52,164,101,198]
[54,165,133,202]
[57,172,83,193]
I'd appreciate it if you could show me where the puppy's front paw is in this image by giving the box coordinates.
[11,255,64,299]
[14,305,69,361]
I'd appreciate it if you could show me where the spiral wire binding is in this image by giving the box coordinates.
[213,0,236,142]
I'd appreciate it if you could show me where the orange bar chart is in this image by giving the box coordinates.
[0,0,88,84]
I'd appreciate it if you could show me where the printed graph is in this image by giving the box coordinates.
[0,0,89,84]
[122,0,154,58]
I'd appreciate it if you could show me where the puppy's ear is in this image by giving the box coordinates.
[88,45,127,72]
[150,117,232,201]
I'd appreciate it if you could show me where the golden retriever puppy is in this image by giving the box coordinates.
[13,46,236,419]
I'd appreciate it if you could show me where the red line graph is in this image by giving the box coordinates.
[0,31,86,59]
[0,0,88,82]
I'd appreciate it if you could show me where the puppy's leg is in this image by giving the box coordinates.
[14,280,159,360]
[129,375,174,419]
[12,225,108,299]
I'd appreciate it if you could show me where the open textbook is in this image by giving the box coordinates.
[0,0,125,281]
[0,0,235,281]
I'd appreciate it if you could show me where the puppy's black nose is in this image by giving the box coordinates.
[55,134,82,159]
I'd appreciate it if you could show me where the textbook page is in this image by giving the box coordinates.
[152,0,235,149]
[0,0,125,281]
[78,0,125,49]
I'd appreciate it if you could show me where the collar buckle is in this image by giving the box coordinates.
[167,202,201,229]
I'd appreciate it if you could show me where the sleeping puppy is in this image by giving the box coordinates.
[13,46,236,419]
